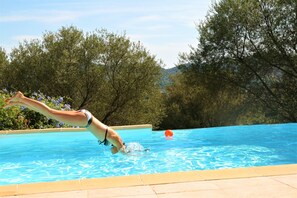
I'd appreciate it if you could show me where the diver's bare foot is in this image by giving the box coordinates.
[10,91,24,102]
[3,91,24,108]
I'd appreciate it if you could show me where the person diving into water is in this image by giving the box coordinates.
[3,91,127,154]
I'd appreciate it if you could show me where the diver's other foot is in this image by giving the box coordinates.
[10,91,24,102]
[3,91,24,108]
[6,91,24,103]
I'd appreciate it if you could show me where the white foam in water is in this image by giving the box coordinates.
[124,142,149,153]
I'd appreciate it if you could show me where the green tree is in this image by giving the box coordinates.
[160,65,245,129]
[175,0,297,127]
[3,26,165,127]
[0,48,9,88]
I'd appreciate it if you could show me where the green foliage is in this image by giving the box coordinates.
[200,0,297,122]
[159,0,296,129]
[0,90,72,130]
[1,26,165,128]
[0,48,9,88]
[159,71,246,129]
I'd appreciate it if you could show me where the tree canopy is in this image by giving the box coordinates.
[160,0,297,129]
[1,26,165,127]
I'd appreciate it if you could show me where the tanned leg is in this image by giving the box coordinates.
[4,91,88,127]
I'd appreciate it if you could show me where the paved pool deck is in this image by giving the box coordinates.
[0,164,297,198]
[1,126,297,197]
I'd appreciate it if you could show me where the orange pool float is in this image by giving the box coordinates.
[165,129,173,137]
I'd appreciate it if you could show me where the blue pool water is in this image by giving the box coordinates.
[0,123,296,185]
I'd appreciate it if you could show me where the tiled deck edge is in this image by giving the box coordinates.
[0,124,153,135]
[0,164,296,197]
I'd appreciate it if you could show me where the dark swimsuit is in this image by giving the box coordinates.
[98,127,111,146]
[98,128,125,147]
[79,109,124,147]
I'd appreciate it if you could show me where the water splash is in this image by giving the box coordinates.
[125,142,149,154]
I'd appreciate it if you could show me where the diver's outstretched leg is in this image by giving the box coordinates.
[4,91,88,126]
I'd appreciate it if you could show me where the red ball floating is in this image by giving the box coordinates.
[165,129,173,137]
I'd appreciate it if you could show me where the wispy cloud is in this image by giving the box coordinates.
[0,10,82,23]
[0,0,212,68]
[12,35,41,42]
[127,33,172,41]
[142,39,198,67]
[0,2,203,25]
[136,15,162,22]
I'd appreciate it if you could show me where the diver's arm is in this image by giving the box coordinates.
[107,129,126,154]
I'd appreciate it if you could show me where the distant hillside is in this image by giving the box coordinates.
[160,66,180,88]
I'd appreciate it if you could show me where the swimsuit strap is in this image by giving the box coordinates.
[98,128,125,148]
[104,127,108,142]
[99,127,109,145]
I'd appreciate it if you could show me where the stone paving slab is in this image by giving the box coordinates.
[1,165,297,198]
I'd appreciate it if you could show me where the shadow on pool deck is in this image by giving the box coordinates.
[0,164,297,197]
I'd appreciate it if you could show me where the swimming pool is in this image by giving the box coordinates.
[0,123,296,186]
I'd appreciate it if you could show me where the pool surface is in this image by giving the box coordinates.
[0,123,296,185]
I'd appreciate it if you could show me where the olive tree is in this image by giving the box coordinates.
[4,26,165,126]
[179,0,297,124]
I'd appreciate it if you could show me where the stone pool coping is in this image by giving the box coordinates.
[0,164,297,197]
[0,124,153,135]
[1,125,297,196]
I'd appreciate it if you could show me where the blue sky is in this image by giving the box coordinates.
[0,0,214,68]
